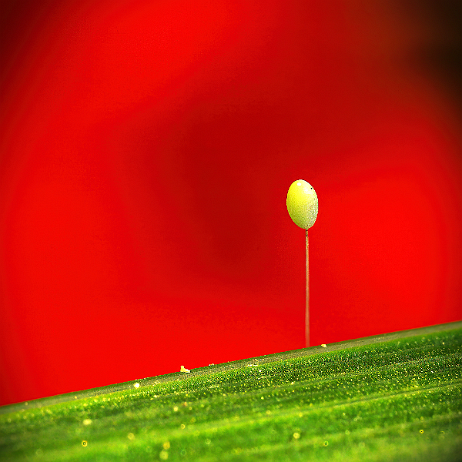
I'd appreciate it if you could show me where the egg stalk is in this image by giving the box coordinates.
[306,229,310,347]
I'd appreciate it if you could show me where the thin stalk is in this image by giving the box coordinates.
[306,229,310,347]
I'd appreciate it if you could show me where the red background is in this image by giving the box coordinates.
[1,0,461,406]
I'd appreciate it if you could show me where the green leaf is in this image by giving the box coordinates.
[1,322,461,461]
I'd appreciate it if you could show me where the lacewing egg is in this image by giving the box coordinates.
[286,179,318,230]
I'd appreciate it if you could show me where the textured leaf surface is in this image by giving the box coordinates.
[1,322,461,461]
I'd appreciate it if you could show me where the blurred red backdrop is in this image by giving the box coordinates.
[1,0,461,405]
